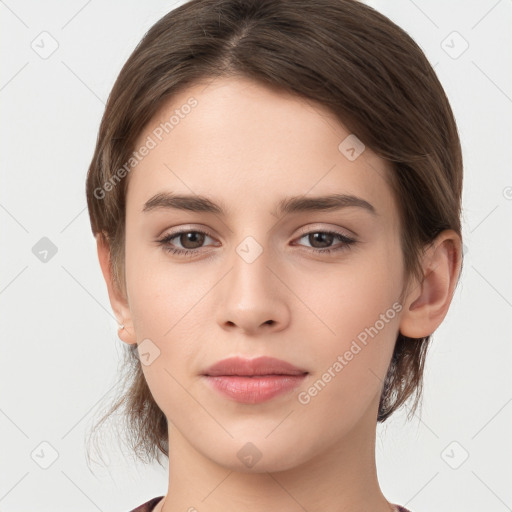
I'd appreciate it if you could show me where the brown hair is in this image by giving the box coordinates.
[85,0,463,466]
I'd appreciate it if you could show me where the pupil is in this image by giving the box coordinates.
[311,232,333,248]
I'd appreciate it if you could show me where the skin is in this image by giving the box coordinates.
[97,76,461,512]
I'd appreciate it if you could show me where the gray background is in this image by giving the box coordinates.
[1,1,511,511]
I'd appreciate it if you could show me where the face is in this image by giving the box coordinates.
[121,76,406,472]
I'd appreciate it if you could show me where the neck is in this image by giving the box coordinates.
[156,401,394,512]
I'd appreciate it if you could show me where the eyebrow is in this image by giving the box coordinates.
[142,192,377,217]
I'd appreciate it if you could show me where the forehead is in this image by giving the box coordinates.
[127,76,397,220]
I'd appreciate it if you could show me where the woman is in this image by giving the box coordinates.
[85,1,463,510]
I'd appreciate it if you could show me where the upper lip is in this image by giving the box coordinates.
[202,356,308,377]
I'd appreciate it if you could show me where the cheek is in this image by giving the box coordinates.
[295,243,403,400]
[123,248,208,418]
[296,240,402,341]
[124,237,208,337]
[293,294,401,440]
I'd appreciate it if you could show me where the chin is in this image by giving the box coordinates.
[199,436,311,474]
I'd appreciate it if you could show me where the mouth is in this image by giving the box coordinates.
[201,356,308,404]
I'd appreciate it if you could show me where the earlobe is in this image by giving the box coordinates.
[399,230,462,339]
[96,233,137,345]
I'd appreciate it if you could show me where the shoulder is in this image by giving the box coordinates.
[128,496,164,512]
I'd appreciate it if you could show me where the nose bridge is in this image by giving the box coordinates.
[216,229,289,332]
[229,232,275,301]
[226,205,277,284]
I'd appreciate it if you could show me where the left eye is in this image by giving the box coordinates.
[295,230,356,252]
[156,229,356,256]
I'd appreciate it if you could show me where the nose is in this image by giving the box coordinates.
[216,240,290,336]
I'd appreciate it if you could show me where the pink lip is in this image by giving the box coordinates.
[202,356,308,404]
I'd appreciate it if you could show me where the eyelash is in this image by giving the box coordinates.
[156,228,356,256]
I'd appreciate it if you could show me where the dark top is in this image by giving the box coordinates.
[129,496,164,512]
[128,496,412,512]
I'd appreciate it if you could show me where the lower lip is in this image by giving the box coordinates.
[203,374,307,404]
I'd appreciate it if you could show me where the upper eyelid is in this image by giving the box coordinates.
[295,224,354,238]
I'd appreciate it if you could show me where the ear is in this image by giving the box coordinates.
[399,229,462,339]
[96,233,137,345]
